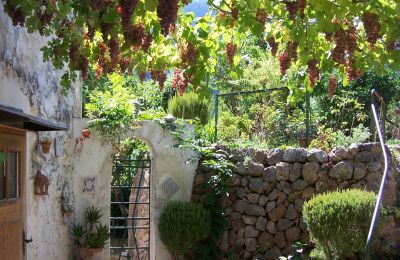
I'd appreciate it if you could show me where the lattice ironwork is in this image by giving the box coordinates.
[110,154,151,260]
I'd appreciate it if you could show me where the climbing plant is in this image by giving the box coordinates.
[2,0,400,95]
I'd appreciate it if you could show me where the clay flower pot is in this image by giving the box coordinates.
[78,246,103,260]
[39,140,52,154]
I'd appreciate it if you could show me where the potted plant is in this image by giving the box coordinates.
[39,138,52,154]
[70,206,109,260]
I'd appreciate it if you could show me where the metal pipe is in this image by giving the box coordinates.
[305,87,310,147]
[365,89,390,260]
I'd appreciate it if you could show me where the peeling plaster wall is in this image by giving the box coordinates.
[0,6,81,259]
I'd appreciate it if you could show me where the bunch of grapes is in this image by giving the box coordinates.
[346,26,358,54]
[362,12,380,45]
[327,76,337,97]
[96,44,107,73]
[119,57,131,72]
[307,59,319,87]
[5,2,25,26]
[298,0,307,19]
[332,28,347,64]
[69,40,79,68]
[278,52,291,75]
[119,0,139,32]
[256,9,267,25]
[325,31,333,41]
[150,70,167,90]
[172,69,189,96]
[288,41,298,61]
[108,37,120,69]
[91,0,105,10]
[180,42,197,66]
[157,0,179,35]
[267,37,278,57]
[142,34,153,52]
[95,63,104,80]
[139,72,147,83]
[87,25,96,41]
[231,7,239,21]
[101,22,112,41]
[81,56,89,80]
[226,42,237,65]
[284,1,299,20]
[124,23,145,45]
[38,9,53,36]
[345,59,361,81]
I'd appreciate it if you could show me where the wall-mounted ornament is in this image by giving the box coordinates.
[39,139,52,154]
[74,129,91,153]
[82,176,96,193]
[62,182,74,222]
[34,170,49,195]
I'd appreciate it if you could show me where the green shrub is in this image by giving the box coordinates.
[158,201,211,258]
[167,92,210,125]
[303,189,377,259]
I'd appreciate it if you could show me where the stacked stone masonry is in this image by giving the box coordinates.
[192,143,400,259]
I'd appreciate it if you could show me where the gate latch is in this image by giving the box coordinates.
[23,230,33,255]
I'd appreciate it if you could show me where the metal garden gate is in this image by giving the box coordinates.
[110,153,151,260]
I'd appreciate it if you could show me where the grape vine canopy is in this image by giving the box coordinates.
[2,0,400,95]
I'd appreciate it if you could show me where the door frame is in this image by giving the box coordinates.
[0,125,27,259]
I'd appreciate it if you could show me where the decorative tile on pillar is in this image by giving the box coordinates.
[160,177,179,199]
[82,176,96,193]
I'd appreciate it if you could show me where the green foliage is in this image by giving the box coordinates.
[303,189,377,259]
[217,111,252,142]
[158,201,211,258]
[6,0,400,95]
[310,125,371,151]
[249,103,288,147]
[85,74,137,144]
[167,92,210,125]
[70,206,109,248]
[312,70,400,133]
[192,148,234,259]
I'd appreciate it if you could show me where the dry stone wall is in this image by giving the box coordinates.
[192,143,399,259]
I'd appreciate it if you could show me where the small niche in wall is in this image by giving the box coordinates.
[81,176,96,193]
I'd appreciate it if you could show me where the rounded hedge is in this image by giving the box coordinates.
[158,201,211,258]
[303,189,377,259]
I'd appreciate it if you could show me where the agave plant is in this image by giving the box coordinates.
[70,206,109,248]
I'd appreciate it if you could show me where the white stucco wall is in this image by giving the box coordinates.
[0,5,82,259]
[72,118,113,260]
[128,121,199,260]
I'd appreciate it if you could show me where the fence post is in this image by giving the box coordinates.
[305,88,310,146]
[214,90,220,142]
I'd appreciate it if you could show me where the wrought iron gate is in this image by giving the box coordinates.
[110,154,151,260]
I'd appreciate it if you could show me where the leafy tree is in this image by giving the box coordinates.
[2,0,400,95]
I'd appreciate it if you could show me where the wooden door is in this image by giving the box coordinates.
[0,126,26,260]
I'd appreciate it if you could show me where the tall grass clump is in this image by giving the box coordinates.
[167,92,210,125]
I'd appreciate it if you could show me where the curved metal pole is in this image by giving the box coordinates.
[365,89,390,259]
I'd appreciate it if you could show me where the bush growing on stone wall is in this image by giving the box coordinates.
[303,189,376,259]
[158,201,211,259]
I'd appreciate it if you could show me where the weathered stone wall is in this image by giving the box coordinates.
[192,143,399,259]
